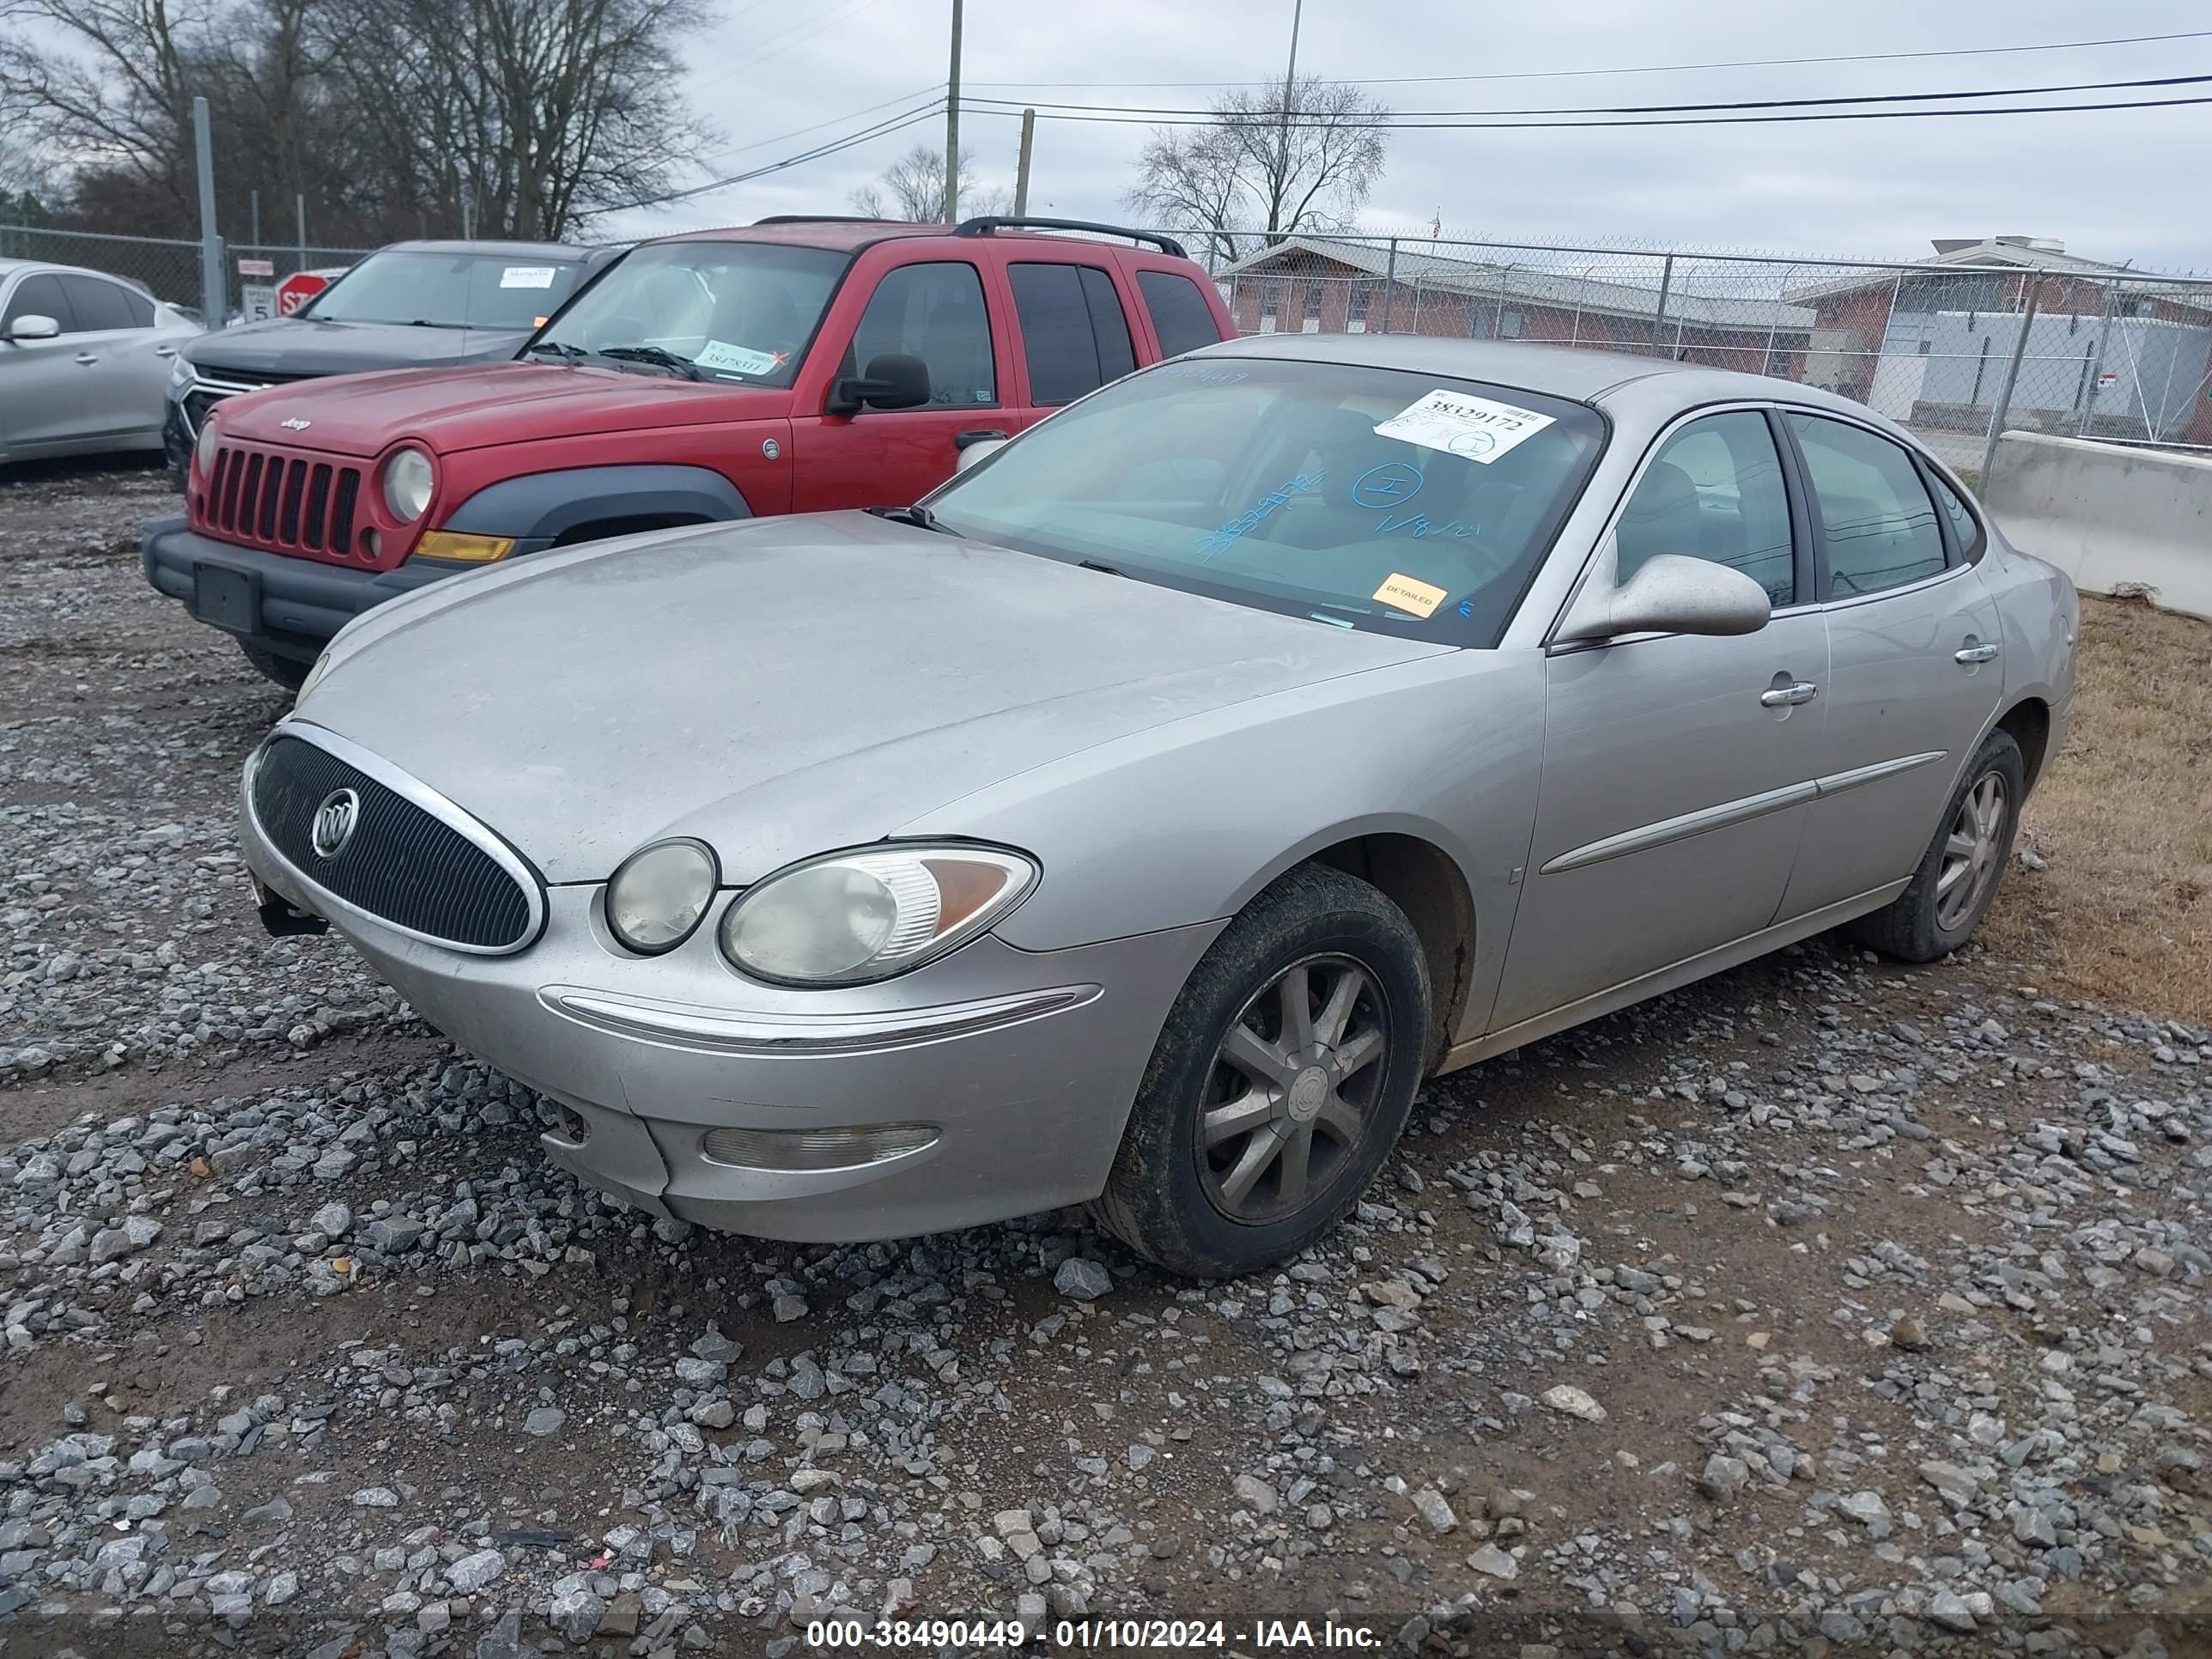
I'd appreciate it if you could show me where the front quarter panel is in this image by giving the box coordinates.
[904,648,1546,1044]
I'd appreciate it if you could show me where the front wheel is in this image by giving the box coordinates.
[1849,728,2025,963]
[238,641,310,692]
[1091,864,1430,1278]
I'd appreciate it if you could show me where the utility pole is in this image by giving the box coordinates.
[1273,0,1304,239]
[1013,108,1036,216]
[942,0,963,223]
[193,97,223,330]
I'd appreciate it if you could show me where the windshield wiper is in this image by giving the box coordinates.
[866,504,958,536]
[524,340,588,363]
[403,319,471,329]
[1077,558,1129,577]
[597,344,702,380]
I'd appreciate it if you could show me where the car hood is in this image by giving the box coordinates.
[185,318,526,380]
[212,362,792,457]
[297,512,1443,884]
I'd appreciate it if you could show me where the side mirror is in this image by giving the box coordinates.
[954,436,1006,473]
[1555,553,1771,644]
[4,313,60,343]
[826,352,932,416]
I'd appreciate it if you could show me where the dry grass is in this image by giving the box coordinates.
[1980,593,2212,1024]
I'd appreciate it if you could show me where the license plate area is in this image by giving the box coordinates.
[191,562,258,632]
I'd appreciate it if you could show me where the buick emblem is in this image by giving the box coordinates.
[310,788,360,859]
[280,416,313,431]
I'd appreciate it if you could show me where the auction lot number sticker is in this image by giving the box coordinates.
[807,1614,1381,1650]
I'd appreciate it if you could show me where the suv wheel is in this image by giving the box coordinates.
[1091,864,1429,1278]
[239,642,309,692]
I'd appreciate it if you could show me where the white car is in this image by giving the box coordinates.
[0,258,201,464]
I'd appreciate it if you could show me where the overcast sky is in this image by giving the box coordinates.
[607,0,2212,271]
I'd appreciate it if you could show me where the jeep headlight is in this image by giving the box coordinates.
[718,844,1037,986]
[605,838,720,956]
[381,446,434,521]
[194,413,221,476]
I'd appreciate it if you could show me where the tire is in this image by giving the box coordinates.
[1848,728,2025,963]
[239,641,310,692]
[1091,863,1430,1278]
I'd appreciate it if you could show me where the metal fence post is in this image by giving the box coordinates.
[1650,253,1674,357]
[192,97,222,330]
[1981,277,2042,481]
[1382,237,1398,335]
[2079,286,2116,437]
[296,194,307,269]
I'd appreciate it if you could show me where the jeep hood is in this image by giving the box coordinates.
[213,362,793,457]
[184,318,526,381]
[295,512,1442,883]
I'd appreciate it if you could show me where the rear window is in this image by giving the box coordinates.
[1010,264,1137,405]
[1137,270,1225,357]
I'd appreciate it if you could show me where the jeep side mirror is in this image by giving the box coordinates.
[827,352,932,416]
[4,313,60,343]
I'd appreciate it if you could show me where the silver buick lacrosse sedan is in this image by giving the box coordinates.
[238,334,2075,1277]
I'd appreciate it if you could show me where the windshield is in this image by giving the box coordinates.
[924,356,1607,645]
[534,241,848,386]
[305,251,588,328]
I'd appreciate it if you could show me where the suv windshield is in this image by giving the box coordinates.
[925,356,1607,645]
[534,241,848,386]
[305,251,589,329]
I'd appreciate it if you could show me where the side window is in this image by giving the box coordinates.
[3,273,76,333]
[1785,413,1948,596]
[1615,410,1796,607]
[843,261,995,408]
[1137,270,1224,357]
[1009,263,1134,406]
[62,276,146,332]
[1924,467,1985,559]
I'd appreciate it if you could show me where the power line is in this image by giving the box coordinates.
[962,28,2212,92]
[706,84,944,166]
[962,92,2212,131]
[611,98,946,214]
[689,0,896,96]
[962,71,2212,121]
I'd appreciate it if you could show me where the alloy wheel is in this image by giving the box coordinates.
[1196,953,1389,1223]
[1936,771,2008,932]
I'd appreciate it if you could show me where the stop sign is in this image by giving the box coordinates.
[275,270,331,316]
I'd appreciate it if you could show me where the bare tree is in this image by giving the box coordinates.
[1125,76,1389,264]
[848,143,1007,222]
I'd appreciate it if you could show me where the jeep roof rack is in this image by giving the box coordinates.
[751,214,904,226]
[952,216,1188,258]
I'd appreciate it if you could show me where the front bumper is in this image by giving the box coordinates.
[143,517,456,664]
[239,771,1217,1242]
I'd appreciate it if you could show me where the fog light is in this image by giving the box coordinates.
[554,1106,591,1146]
[701,1123,936,1172]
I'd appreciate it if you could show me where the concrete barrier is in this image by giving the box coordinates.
[1981,432,2212,621]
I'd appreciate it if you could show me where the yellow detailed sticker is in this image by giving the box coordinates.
[1372,572,1448,617]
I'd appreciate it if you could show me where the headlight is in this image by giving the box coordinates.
[381,446,434,520]
[605,838,720,955]
[719,844,1037,986]
[295,648,335,702]
[194,415,221,476]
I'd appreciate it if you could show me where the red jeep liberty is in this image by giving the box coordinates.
[143,216,1233,687]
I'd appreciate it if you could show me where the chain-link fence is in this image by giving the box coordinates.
[1155,231,2212,468]
[0,224,371,325]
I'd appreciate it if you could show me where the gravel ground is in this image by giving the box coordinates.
[2,458,2207,1659]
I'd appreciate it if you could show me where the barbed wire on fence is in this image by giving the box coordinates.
[7,218,2208,458]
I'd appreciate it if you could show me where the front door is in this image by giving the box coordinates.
[1773,412,2006,918]
[1493,408,1827,1030]
[1,273,98,453]
[789,259,1012,512]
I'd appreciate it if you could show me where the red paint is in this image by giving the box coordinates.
[274,271,330,315]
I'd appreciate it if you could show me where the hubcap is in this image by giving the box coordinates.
[1936,770,2008,931]
[1196,953,1389,1224]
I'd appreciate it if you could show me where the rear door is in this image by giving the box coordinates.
[788,256,1011,510]
[1,273,94,453]
[1772,410,2005,920]
[59,274,173,449]
[1005,257,1139,410]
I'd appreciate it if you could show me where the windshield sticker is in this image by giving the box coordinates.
[694,339,782,376]
[1374,389,1554,465]
[498,265,558,289]
[1196,470,1325,560]
[1372,572,1449,618]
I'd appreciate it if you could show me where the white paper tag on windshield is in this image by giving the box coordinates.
[1374,388,1554,464]
[499,265,557,289]
[695,339,781,376]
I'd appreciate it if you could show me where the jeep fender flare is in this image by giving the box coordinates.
[442,465,750,551]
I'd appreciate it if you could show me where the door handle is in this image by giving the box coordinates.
[1759,681,1820,708]
[954,428,1009,449]
[73,352,99,366]
[1954,643,2000,664]
[155,346,179,358]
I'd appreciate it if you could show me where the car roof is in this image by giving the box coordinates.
[376,238,606,259]
[1190,331,1885,422]
[0,257,161,299]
